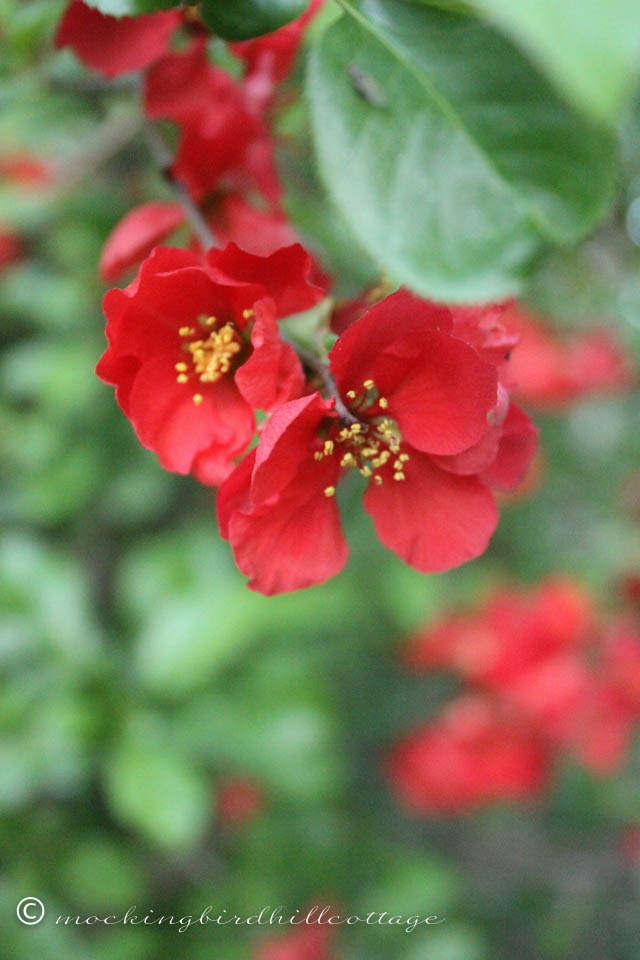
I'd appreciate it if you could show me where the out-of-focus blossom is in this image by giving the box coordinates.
[145,40,279,205]
[388,695,550,814]
[501,304,634,409]
[392,578,640,814]
[231,0,325,109]
[55,0,182,77]
[255,904,336,960]
[217,776,264,827]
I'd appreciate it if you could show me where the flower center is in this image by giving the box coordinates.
[175,317,242,405]
[317,378,409,495]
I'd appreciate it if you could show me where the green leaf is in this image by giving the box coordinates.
[199,0,307,41]
[307,0,616,301]
[82,0,177,14]
[469,0,640,124]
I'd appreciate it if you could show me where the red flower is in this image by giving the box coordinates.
[501,304,634,409]
[145,41,279,205]
[399,578,640,790]
[218,290,538,594]
[217,776,264,827]
[387,695,550,814]
[55,1,181,77]
[99,202,185,282]
[97,243,324,484]
[0,229,21,272]
[231,0,325,109]
[404,578,593,684]
[255,904,336,960]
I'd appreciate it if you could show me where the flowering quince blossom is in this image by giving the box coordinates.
[387,695,550,814]
[255,905,336,960]
[55,0,182,77]
[231,0,325,109]
[218,290,538,594]
[145,40,280,205]
[501,303,634,409]
[96,242,324,485]
[389,578,640,813]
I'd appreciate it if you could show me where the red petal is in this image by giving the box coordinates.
[217,450,256,540]
[330,289,453,393]
[364,452,498,573]
[222,457,347,595]
[251,392,335,504]
[99,203,185,282]
[480,402,538,492]
[206,243,325,318]
[55,1,180,77]
[127,355,254,477]
[234,297,305,411]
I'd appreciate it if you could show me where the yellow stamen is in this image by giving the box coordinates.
[193,393,203,405]
[176,374,189,383]
[179,326,193,337]
[346,390,356,399]
[379,397,388,409]
[186,322,241,384]
[175,362,188,371]
[393,471,405,481]
[363,379,374,389]
[242,308,254,319]
[374,475,383,485]
[324,486,336,497]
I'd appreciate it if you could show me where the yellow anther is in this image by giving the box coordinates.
[399,453,409,462]
[242,308,255,319]
[393,471,405,481]
[175,362,188,371]
[340,453,356,467]
[176,374,189,383]
[374,475,383,485]
[363,379,374,389]
[338,428,350,440]
[360,466,372,478]
[314,451,324,461]
[379,397,388,409]
[394,459,404,470]
[323,440,334,455]
[324,486,336,497]
[193,393,203,405]
[346,390,356,399]
[350,423,362,434]
[186,322,241,384]
[179,326,194,337]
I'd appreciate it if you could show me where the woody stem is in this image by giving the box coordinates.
[144,121,217,251]
[287,340,359,425]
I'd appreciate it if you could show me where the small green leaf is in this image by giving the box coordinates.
[307,0,616,301]
[83,0,178,14]
[199,0,307,41]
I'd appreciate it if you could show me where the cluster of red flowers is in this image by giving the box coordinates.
[388,578,640,814]
[53,1,546,594]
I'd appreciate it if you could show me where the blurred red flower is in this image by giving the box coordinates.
[99,202,185,282]
[145,40,280,205]
[392,579,640,813]
[55,1,181,77]
[255,905,336,960]
[231,0,325,109]
[97,243,323,484]
[501,304,633,409]
[218,290,538,594]
[217,776,264,827]
[388,695,550,814]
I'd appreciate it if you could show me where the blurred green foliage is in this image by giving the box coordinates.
[1,2,640,959]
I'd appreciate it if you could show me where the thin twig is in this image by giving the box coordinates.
[285,338,359,424]
[144,121,217,250]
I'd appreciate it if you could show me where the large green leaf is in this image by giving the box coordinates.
[307,0,616,301]
[469,0,640,125]
[199,0,308,41]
